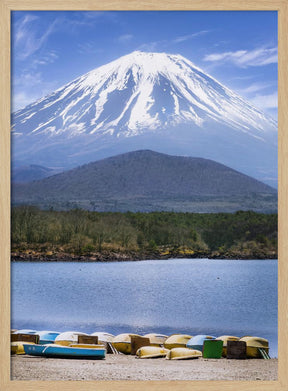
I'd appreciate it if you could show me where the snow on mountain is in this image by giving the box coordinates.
[11,51,277,186]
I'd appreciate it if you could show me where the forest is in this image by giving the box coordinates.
[11,206,277,261]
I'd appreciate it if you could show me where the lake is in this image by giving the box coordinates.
[11,258,278,357]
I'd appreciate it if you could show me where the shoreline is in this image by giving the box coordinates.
[11,251,278,263]
[11,354,278,381]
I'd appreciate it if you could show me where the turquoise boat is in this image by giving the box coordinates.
[37,331,60,344]
[23,343,106,359]
[187,335,216,351]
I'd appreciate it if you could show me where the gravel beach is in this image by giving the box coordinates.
[11,354,278,381]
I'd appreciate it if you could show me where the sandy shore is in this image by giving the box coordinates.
[11,354,277,381]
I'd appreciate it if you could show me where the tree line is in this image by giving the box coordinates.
[11,206,277,259]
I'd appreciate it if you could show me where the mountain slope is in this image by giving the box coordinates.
[12,51,277,186]
[12,150,277,213]
[12,164,58,183]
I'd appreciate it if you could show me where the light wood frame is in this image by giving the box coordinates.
[1,1,287,390]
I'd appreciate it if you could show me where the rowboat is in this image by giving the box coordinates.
[166,347,202,360]
[215,335,239,357]
[112,333,142,354]
[239,336,269,358]
[91,332,115,343]
[14,329,37,335]
[186,335,216,351]
[163,334,193,350]
[37,331,60,344]
[54,331,89,346]
[11,341,35,355]
[11,343,18,355]
[23,343,106,359]
[136,346,169,358]
[143,333,168,346]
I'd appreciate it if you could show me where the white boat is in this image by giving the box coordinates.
[143,333,168,346]
[54,331,89,346]
[91,332,115,342]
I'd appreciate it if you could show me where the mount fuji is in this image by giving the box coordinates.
[12,51,277,186]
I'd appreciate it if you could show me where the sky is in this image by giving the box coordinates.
[11,10,278,119]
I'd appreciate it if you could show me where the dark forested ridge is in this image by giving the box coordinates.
[11,207,277,261]
[12,150,277,213]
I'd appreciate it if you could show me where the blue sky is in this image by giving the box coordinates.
[11,11,278,119]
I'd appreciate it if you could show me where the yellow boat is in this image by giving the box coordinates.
[11,341,35,355]
[54,331,89,346]
[163,334,193,350]
[11,344,18,355]
[136,346,169,358]
[112,333,142,354]
[166,347,202,360]
[239,336,269,358]
[215,335,239,357]
[143,333,168,346]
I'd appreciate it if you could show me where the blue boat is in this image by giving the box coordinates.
[187,335,216,351]
[14,329,37,335]
[23,343,106,359]
[37,331,60,344]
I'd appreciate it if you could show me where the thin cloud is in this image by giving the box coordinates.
[137,40,165,52]
[172,30,210,44]
[138,30,211,52]
[63,11,119,29]
[32,51,59,67]
[12,71,58,112]
[117,34,134,44]
[14,14,59,60]
[240,82,276,94]
[78,42,104,55]
[249,92,278,110]
[203,47,278,67]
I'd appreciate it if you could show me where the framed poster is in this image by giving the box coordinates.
[1,1,287,390]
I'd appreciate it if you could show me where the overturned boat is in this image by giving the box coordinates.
[163,334,193,350]
[136,346,169,359]
[215,335,239,357]
[54,331,89,346]
[239,336,270,358]
[37,331,60,344]
[23,343,106,359]
[166,347,202,360]
[187,335,216,351]
[112,333,142,354]
[143,333,168,346]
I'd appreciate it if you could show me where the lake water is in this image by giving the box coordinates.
[11,258,278,357]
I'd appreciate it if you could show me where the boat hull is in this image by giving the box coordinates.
[187,335,216,352]
[215,336,239,357]
[163,334,193,350]
[54,331,89,346]
[23,344,106,359]
[38,331,60,345]
[112,333,141,354]
[11,341,35,355]
[136,346,169,359]
[166,348,202,360]
[239,336,269,358]
[143,333,168,347]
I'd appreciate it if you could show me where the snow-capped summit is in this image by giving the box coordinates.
[12,51,277,186]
